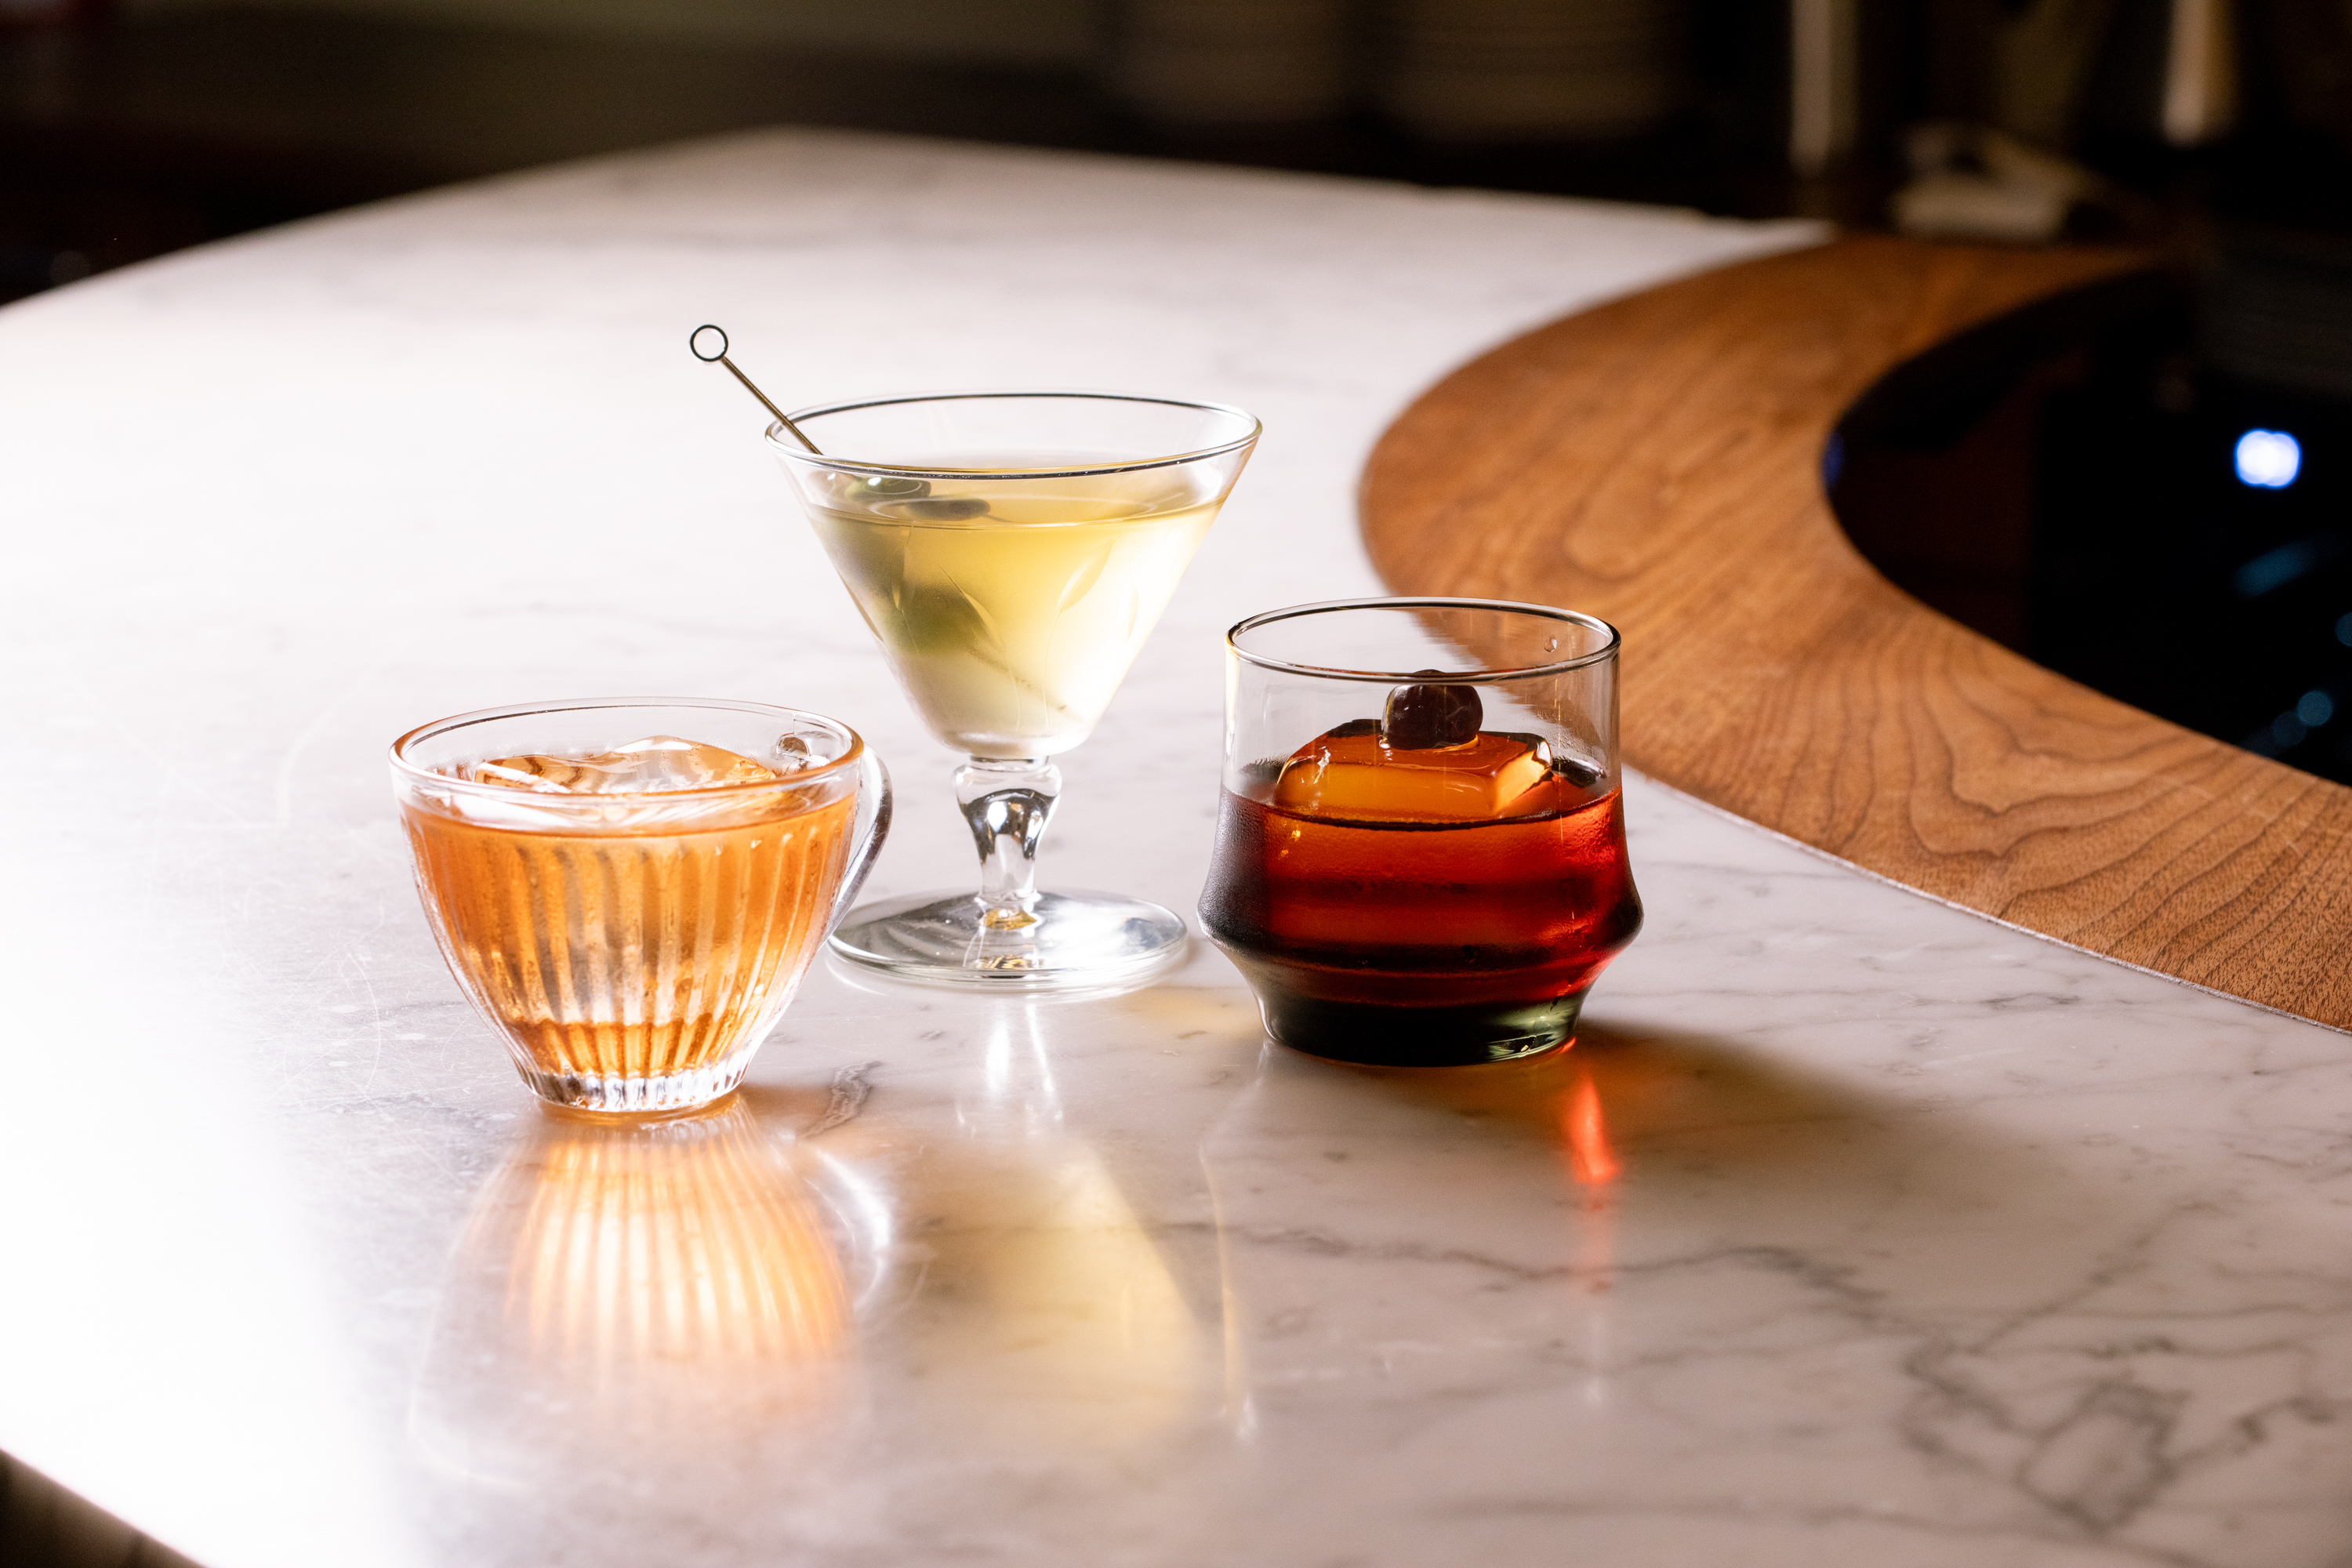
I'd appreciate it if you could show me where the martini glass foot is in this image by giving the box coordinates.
[828,888,1188,991]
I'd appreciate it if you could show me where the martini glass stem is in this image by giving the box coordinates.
[955,757,1062,928]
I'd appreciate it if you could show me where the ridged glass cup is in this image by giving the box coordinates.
[390,699,890,1113]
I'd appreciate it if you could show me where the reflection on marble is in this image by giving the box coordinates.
[890,1004,1208,1454]
[1189,943,2352,1568]
[410,1101,856,1499]
[1203,1049,1628,1442]
[408,922,2352,1568]
[6,126,2352,1568]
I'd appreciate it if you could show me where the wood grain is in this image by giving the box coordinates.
[1361,234,2352,1032]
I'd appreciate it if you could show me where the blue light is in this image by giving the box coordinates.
[2300,691,2336,728]
[2236,429,2301,488]
[2234,539,2325,597]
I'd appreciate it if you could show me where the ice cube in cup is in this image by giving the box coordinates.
[459,735,783,794]
[1272,721,1554,823]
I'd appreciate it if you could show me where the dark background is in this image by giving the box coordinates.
[5,0,2350,306]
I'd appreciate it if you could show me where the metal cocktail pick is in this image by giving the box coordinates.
[688,325,822,454]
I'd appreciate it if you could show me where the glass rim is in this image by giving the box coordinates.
[388,696,866,803]
[1225,597,1622,682]
[762,390,1261,479]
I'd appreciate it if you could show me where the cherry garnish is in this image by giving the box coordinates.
[1382,671,1482,750]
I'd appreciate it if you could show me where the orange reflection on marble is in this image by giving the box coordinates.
[1563,1069,1621,1187]
[1558,1062,1618,1407]
[412,1099,853,1487]
[505,1105,850,1407]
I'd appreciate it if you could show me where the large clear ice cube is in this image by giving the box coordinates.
[461,735,782,794]
[1273,725,1553,822]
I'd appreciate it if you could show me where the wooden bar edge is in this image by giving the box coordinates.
[1359,234,2352,1033]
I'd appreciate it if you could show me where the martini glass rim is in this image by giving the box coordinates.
[763,390,1261,479]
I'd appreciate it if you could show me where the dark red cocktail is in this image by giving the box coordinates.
[1201,600,1640,1066]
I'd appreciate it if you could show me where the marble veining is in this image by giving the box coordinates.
[2,129,2349,1568]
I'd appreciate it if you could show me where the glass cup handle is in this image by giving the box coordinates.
[829,750,892,935]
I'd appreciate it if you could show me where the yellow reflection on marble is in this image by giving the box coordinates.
[898,1007,1205,1451]
[412,1099,853,1490]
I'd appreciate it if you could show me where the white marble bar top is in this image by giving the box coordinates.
[3,129,2349,1568]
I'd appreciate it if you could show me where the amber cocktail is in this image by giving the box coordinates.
[390,699,888,1112]
[1200,599,1641,1066]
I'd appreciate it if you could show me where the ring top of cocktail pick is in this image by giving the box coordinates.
[688,324,822,454]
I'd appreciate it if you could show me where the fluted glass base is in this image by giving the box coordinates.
[828,888,1187,992]
[510,1042,757,1115]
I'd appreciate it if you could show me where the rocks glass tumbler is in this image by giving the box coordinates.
[1200,598,1642,1066]
[390,699,890,1112]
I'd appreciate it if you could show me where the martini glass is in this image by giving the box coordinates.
[768,391,1259,989]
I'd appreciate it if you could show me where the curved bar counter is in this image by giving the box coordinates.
[1365,236,2352,1033]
